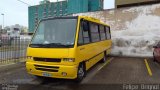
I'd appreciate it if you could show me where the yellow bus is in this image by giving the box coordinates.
[26,16,112,82]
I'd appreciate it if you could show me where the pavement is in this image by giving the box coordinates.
[0,57,160,90]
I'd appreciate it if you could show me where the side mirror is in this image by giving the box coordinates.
[82,21,89,31]
[153,46,158,48]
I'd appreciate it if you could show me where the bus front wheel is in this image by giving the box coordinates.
[75,63,86,82]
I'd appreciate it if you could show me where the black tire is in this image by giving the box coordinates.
[153,52,156,62]
[101,52,107,63]
[75,63,86,82]
[35,76,46,81]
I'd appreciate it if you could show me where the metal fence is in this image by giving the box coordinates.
[0,36,31,65]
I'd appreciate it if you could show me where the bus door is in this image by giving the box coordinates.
[77,20,93,70]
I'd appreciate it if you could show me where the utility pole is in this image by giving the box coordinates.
[1,13,4,29]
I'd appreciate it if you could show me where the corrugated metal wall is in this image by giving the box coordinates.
[116,0,155,5]
[115,0,158,8]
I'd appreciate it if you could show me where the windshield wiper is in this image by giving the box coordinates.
[44,43,73,48]
[29,43,73,48]
[29,44,45,48]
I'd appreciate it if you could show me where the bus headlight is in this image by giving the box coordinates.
[63,58,75,62]
[26,56,32,59]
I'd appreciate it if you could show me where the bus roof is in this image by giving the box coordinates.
[40,16,110,27]
[78,16,109,27]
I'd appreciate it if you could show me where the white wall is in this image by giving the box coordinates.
[75,3,160,57]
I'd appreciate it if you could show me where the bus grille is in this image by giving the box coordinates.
[33,57,61,62]
[34,65,59,72]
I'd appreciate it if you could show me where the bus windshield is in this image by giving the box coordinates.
[30,18,77,48]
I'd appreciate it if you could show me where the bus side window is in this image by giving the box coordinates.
[90,22,100,42]
[99,25,106,40]
[82,21,90,44]
[105,26,111,39]
[78,23,84,45]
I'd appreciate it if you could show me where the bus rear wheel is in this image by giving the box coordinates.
[75,63,86,82]
[153,52,157,62]
[101,52,107,63]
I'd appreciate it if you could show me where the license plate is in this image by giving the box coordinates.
[42,72,52,77]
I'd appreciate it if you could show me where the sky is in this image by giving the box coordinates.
[0,0,115,27]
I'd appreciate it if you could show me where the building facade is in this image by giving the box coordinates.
[115,0,160,8]
[28,0,104,33]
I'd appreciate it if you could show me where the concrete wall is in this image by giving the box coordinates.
[76,3,160,31]
[75,3,160,57]
[115,0,156,6]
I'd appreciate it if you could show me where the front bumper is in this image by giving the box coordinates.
[26,62,78,79]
